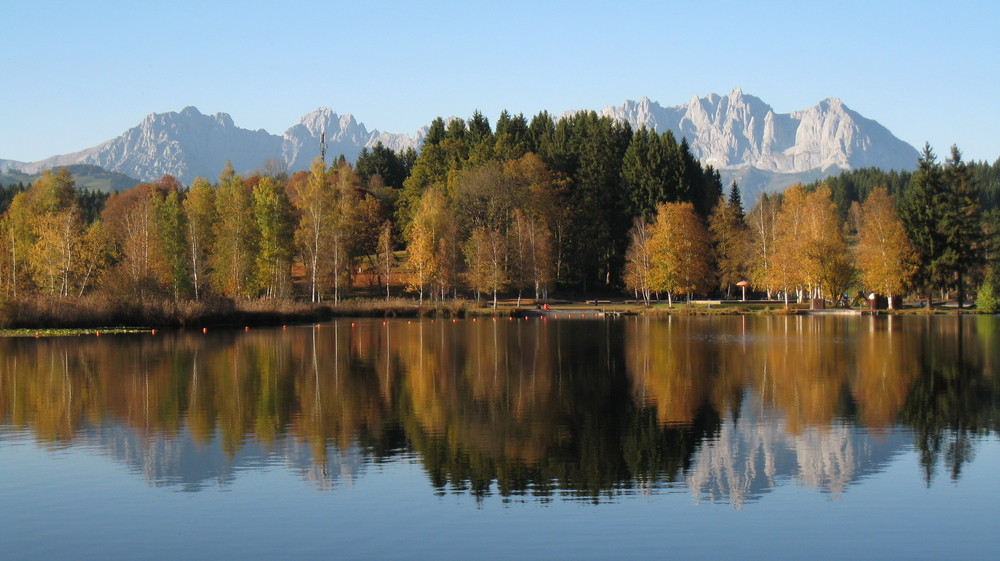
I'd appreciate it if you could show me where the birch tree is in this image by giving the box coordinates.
[251,176,294,299]
[648,202,713,306]
[853,187,918,308]
[183,178,216,300]
[624,216,654,305]
[211,162,258,298]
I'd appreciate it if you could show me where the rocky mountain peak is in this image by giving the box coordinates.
[600,90,918,200]
[5,91,918,199]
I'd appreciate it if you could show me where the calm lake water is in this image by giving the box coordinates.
[2,314,999,560]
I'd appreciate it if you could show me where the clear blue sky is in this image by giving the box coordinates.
[3,0,998,164]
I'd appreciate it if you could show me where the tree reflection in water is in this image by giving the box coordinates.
[1,315,997,502]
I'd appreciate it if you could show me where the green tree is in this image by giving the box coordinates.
[708,192,750,298]
[210,162,258,299]
[0,191,34,297]
[902,144,986,306]
[356,142,409,189]
[942,146,985,307]
[154,186,190,299]
[902,144,950,303]
[251,176,294,299]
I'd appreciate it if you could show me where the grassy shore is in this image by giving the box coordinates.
[0,295,984,336]
[0,294,478,334]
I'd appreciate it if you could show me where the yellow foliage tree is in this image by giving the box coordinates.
[747,193,781,299]
[623,216,654,304]
[293,158,334,303]
[853,187,918,308]
[648,202,713,306]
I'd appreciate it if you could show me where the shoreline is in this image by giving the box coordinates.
[0,296,988,337]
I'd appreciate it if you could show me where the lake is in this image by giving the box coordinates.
[2,314,999,560]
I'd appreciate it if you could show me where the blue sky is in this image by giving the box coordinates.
[3,0,998,164]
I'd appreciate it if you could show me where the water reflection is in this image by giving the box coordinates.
[1,315,997,503]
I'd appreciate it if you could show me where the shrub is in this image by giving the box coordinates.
[976,281,998,314]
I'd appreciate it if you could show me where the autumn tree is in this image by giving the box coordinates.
[648,202,713,306]
[852,187,917,308]
[465,226,507,308]
[328,162,362,304]
[74,220,113,297]
[30,205,85,296]
[771,184,851,305]
[293,158,334,303]
[623,216,655,305]
[100,177,186,297]
[771,185,808,304]
[509,209,553,303]
[377,220,395,300]
[405,186,455,303]
[353,193,389,282]
[800,185,852,302]
[746,193,781,299]
[183,178,216,300]
[504,153,559,295]
[0,169,78,296]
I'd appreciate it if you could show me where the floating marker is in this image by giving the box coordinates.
[151,329,157,335]
[95,331,100,337]
[34,332,40,338]
[245,326,250,332]
[202,327,208,334]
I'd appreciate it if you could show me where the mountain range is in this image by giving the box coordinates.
[1,89,920,201]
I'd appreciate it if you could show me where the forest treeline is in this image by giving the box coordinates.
[1,108,998,312]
